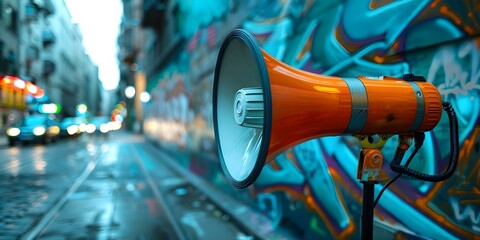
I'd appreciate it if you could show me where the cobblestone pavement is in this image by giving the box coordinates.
[0,135,100,239]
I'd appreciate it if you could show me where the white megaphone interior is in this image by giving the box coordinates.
[216,37,265,182]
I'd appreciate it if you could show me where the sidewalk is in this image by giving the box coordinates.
[145,142,296,239]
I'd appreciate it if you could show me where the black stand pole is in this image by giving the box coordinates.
[361,181,376,240]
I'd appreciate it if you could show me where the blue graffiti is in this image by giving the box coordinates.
[293,139,351,230]
[256,153,304,188]
[342,0,430,45]
[310,3,409,77]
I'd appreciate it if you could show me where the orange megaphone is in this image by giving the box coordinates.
[213,29,442,189]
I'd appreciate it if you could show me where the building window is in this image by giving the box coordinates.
[5,5,18,33]
[0,41,6,74]
[0,40,4,57]
[7,50,17,75]
[27,46,39,60]
[24,3,38,21]
[0,0,3,18]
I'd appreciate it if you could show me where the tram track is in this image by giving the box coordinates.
[0,139,102,239]
[139,142,261,240]
[130,145,188,240]
[15,140,106,240]
[14,136,184,240]
[19,151,104,240]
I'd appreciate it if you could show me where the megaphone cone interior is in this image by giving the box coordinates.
[213,29,442,189]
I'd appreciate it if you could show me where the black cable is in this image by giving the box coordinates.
[375,102,459,207]
[374,132,425,208]
[389,102,458,182]
[373,147,419,208]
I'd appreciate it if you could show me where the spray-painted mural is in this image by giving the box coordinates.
[143,0,480,239]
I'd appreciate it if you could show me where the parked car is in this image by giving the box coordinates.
[6,115,60,146]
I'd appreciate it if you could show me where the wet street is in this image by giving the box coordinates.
[0,131,267,240]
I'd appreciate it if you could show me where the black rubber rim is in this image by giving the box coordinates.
[212,29,272,189]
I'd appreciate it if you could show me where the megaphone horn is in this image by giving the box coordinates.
[213,29,442,189]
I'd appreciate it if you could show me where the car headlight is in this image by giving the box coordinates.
[49,126,60,135]
[108,121,122,131]
[86,124,96,133]
[79,123,87,132]
[67,125,79,135]
[33,127,46,136]
[7,128,20,137]
[100,124,109,133]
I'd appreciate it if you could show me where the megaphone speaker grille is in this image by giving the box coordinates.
[213,29,272,189]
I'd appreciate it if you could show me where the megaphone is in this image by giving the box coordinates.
[213,29,445,189]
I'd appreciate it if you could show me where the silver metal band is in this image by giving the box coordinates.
[344,78,368,133]
[407,81,425,132]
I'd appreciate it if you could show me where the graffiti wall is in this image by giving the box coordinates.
[143,0,480,239]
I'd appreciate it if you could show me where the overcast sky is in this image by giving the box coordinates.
[64,0,123,91]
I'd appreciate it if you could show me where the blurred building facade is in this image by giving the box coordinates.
[43,0,102,118]
[117,0,145,130]
[0,0,101,127]
[118,0,480,239]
